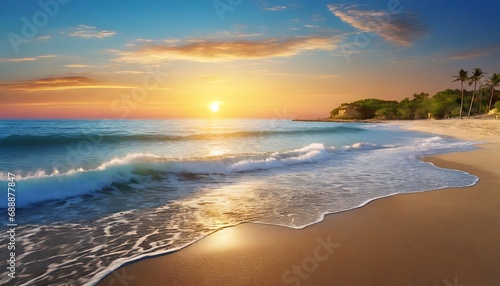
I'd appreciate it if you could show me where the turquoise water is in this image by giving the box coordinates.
[0,119,477,285]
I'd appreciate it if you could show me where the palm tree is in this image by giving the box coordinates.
[487,73,500,111]
[467,68,485,118]
[452,69,468,118]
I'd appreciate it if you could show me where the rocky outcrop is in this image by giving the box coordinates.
[330,104,363,119]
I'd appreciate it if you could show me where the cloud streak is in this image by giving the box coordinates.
[0,76,130,91]
[115,36,343,63]
[67,25,116,39]
[327,5,425,46]
[0,55,56,62]
[65,64,97,68]
[265,6,287,11]
[252,70,338,78]
[451,45,500,60]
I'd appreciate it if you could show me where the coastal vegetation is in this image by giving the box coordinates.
[329,68,500,120]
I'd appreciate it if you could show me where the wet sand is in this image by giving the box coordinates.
[97,119,500,286]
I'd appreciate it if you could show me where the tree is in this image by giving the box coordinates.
[452,69,468,118]
[477,85,486,114]
[487,73,500,111]
[429,89,461,119]
[467,68,485,118]
[396,98,413,119]
[411,92,431,119]
[375,107,397,119]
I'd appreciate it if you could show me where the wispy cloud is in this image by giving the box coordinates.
[114,36,343,63]
[451,45,500,60]
[312,14,326,22]
[206,31,263,39]
[65,64,97,68]
[327,5,425,46]
[124,34,262,48]
[33,35,51,41]
[253,70,338,79]
[37,54,56,58]
[0,54,56,62]
[0,57,36,62]
[0,76,130,91]
[115,70,145,74]
[67,25,116,39]
[304,25,324,30]
[265,5,287,11]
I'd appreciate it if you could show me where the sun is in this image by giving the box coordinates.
[209,102,220,113]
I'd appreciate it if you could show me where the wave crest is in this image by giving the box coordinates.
[0,126,364,147]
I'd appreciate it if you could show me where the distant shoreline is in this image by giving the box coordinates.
[293,114,499,123]
[292,118,387,123]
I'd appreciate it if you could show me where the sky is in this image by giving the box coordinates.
[0,0,499,119]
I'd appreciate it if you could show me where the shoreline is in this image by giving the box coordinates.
[97,119,500,286]
[293,118,386,123]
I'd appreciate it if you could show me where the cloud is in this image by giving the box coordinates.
[34,35,51,41]
[312,14,326,22]
[0,76,130,91]
[37,54,56,58]
[67,25,116,39]
[451,45,500,60]
[205,31,263,39]
[327,4,425,46]
[0,57,36,62]
[115,70,145,74]
[115,36,343,63]
[253,70,338,79]
[265,5,287,11]
[0,54,56,62]
[65,64,97,68]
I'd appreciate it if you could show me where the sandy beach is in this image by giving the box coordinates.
[97,119,500,286]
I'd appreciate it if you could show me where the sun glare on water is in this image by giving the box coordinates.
[209,102,220,113]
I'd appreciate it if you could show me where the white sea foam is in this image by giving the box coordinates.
[2,136,476,209]
[2,143,339,208]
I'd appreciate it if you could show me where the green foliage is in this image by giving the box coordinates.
[327,68,499,120]
[429,89,461,119]
[394,93,431,119]
[495,101,500,111]
[350,99,399,119]
[396,99,413,119]
[450,106,462,117]
[375,107,397,119]
[329,90,463,120]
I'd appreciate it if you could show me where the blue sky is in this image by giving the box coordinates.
[0,0,499,118]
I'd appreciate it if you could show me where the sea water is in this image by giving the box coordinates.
[0,119,478,285]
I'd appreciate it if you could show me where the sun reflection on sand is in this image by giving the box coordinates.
[204,227,241,251]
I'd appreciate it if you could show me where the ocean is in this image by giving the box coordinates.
[0,119,478,285]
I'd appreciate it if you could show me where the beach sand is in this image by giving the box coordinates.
[97,119,500,286]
